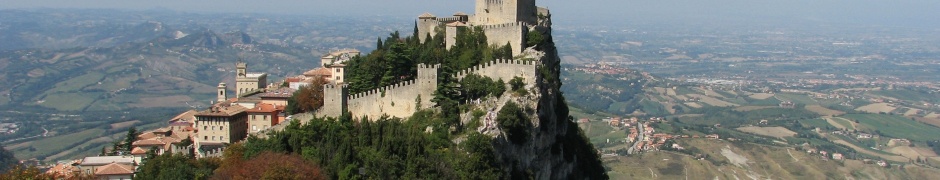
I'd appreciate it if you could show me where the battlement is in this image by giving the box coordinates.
[476,22,529,30]
[455,59,539,88]
[349,80,418,100]
[323,83,347,90]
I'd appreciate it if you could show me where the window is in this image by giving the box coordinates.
[252,125,257,131]
[204,136,207,140]
[204,126,207,130]
[212,136,216,141]
[336,76,342,81]
[336,69,341,73]
[211,126,215,130]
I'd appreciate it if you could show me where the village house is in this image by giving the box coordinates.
[247,103,284,133]
[833,153,844,160]
[93,162,135,180]
[78,156,135,176]
[258,87,295,107]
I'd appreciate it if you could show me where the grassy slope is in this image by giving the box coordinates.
[604,139,940,179]
[844,114,940,142]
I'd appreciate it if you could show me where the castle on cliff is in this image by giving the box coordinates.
[417,0,551,56]
[318,0,551,119]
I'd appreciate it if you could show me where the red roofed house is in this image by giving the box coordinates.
[247,103,283,133]
[259,87,295,107]
[94,162,135,180]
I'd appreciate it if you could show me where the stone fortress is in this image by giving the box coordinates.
[319,0,550,119]
[417,0,551,56]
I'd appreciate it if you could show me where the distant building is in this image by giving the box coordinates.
[194,101,248,157]
[259,87,295,107]
[235,61,268,96]
[78,156,135,176]
[833,153,844,160]
[94,162,135,180]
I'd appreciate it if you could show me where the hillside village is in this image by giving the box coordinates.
[35,0,557,178]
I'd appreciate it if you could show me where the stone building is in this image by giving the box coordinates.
[416,0,551,55]
[194,101,248,155]
[235,61,267,96]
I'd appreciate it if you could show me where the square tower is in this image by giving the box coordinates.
[474,0,537,25]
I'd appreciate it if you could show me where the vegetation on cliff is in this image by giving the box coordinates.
[0,146,16,172]
[240,111,504,179]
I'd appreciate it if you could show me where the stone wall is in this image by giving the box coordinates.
[474,0,537,25]
[320,83,347,117]
[345,64,438,119]
[456,59,539,86]
[479,22,528,56]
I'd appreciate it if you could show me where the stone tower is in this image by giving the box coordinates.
[445,22,468,50]
[417,13,438,43]
[236,61,247,78]
[234,60,268,96]
[474,0,537,25]
[217,82,227,102]
[320,83,348,117]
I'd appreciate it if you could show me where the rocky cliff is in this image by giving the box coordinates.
[480,27,608,179]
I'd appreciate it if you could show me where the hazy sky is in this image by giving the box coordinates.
[2,0,938,27]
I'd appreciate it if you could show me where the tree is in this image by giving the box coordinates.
[0,146,16,173]
[122,127,140,153]
[496,101,530,144]
[287,77,328,114]
[212,151,326,180]
[136,153,220,180]
[526,31,544,48]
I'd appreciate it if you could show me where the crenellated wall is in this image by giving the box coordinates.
[455,59,539,86]
[319,59,538,120]
[345,64,438,120]
[479,22,528,56]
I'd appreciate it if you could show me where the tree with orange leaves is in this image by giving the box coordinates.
[212,143,326,180]
[286,77,327,114]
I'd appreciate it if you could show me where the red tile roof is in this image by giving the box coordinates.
[95,163,135,175]
[303,68,332,77]
[247,103,279,113]
[259,87,295,98]
[130,147,147,155]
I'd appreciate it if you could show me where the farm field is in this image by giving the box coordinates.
[805,105,845,116]
[799,118,835,129]
[685,94,737,107]
[774,93,818,105]
[855,103,896,114]
[733,106,774,111]
[844,114,940,142]
[826,117,856,130]
[736,126,797,138]
[872,90,940,102]
[10,128,105,160]
[747,93,774,100]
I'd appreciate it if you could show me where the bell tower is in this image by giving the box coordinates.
[236,60,247,78]
[217,82,227,102]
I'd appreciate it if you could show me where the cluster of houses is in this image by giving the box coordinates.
[804,147,890,168]
[39,49,360,179]
[0,123,18,134]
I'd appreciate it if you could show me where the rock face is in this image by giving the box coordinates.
[488,28,607,179]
